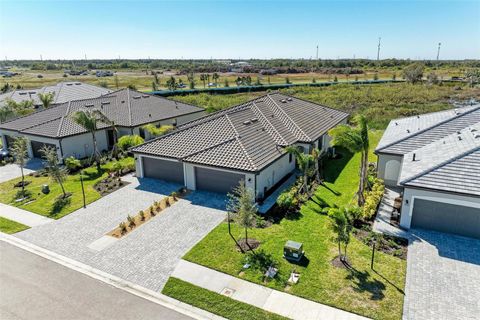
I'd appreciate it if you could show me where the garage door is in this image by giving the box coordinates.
[195,167,244,194]
[31,141,56,158]
[142,157,184,184]
[411,199,480,239]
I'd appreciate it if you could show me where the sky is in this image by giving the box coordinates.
[0,0,479,60]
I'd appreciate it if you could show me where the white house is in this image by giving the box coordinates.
[131,93,349,202]
[0,88,205,161]
[375,105,480,239]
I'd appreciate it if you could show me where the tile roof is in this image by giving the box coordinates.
[0,81,111,106]
[376,104,480,155]
[0,88,203,138]
[132,93,349,172]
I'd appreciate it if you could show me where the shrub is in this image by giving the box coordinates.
[119,222,127,233]
[117,135,144,151]
[170,191,178,200]
[276,191,296,211]
[244,249,277,272]
[362,178,385,219]
[64,156,82,172]
[139,210,146,221]
[127,214,136,227]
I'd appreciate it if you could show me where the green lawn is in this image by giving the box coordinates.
[0,157,134,219]
[0,216,30,234]
[184,130,407,320]
[162,278,287,320]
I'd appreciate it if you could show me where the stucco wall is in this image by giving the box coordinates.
[400,187,480,229]
[255,153,296,199]
[60,130,109,160]
[377,153,403,186]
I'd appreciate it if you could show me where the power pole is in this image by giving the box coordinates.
[316,45,319,60]
[377,37,381,61]
[40,54,43,61]
[436,42,441,61]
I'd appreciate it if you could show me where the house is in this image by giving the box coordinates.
[0,88,205,161]
[131,93,349,201]
[0,81,112,108]
[375,105,480,239]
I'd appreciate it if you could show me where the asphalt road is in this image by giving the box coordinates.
[0,241,193,320]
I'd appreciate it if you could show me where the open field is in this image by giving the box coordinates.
[0,66,469,91]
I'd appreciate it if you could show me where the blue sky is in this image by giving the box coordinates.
[0,0,479,60]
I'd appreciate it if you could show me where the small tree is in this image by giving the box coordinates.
[328,207,352,262]
[285,76,291,84]
[311,148,323,184]
[200,74,207,88]
[166,76,176,90]
[286,146,313,195]
[373,73,379,81]
[0,105,15,123]
[41,146,68,199]
[37,92,55,109]
[212,72,219,86]
[11,137,29,197]
[224,79,230,87]
[152,81,158,91]
[227,180,258,252]
[465,69,480,88]
[114,75,119,89]
[403,62,424,84]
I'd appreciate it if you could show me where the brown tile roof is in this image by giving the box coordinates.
[0,89,203,138]
[132,93,349,172]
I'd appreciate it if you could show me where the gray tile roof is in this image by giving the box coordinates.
[398,123,480,196]
[132,93,349,172]
[0,81,111,106]
[0,89,204,138]
[376,104,480,155]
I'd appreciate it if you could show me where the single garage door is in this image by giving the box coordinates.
[142,157,184,184]
[411,199,480,239]
[195,167,244,194]
[31,141,56,158]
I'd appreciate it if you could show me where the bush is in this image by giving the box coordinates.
[119,222,127,233]
[276,191,296,211]
[117,135,144,151]
[362,178,385,219]
[127,214,136,227]
[64,156,81,172]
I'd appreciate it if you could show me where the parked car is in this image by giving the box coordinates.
[0,148,10,160]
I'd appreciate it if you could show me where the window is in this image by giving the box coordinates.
[318,136,323,150]
[289,153,293,163]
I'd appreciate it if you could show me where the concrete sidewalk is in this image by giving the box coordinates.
[373,187,410,239]
[0,203,53,227]
[172,260,369,320]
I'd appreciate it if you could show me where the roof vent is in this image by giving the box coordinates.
[471,128,477,132]
[394,122,398,126]
[75,82,81,85]
[29,91,36,94]
[251,118,259,123]
[66,83,73,86]
[142,95,149,98]
[280,99,287,103]
[475,134,480,139]
[458,136,462,141]
[412,153,417,161]
[85,104,95,107]
[416,115,420,118]
[133,95,141,99]
[149,114,152,118]
[243,120,252,125]
[101,101,110,105]
[457,131,461,134]
[287,97,292,101]
[406,129,410,133]
[121,100,125,103]
[19,92,27,95]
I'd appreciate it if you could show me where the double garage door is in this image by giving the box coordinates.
[411,199,480,239]
[142,156,244,194]
[31,141,56,158]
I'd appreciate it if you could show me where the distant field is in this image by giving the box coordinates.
[0,67,466,91]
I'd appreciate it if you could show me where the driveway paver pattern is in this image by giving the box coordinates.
[0,159,43,183]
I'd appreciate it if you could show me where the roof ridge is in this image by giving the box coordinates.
[225,113,257,170]
[266,94,311,141]
[400,145,480,186]
[57,100,73,137]
[251,101,289,146]
[377,105,480,152]
[126,88,133,126]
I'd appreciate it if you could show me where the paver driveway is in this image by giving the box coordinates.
[16,175,227,291]
[404,229,480,320]
[0,159,43,183]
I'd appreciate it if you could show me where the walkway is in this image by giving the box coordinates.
[258,173,297,214]
[0,159,43,183]
[0,203,53,227]
[172,260,368,320]
[373,187,410,239]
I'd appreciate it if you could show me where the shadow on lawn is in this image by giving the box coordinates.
[345,265,386,301]
[322,149,354,184]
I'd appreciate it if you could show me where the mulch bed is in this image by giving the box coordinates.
[236,238,260,252]
[354,228,408,260]
[94,177,130,196]
[331,256,350,269]
[14,180,31,188]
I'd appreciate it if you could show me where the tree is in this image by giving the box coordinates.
[152,81,158,91]
[114,75,119,89]
[311,148,324,183]
[227,180,257,252]
[0,105,15,123]
[427,72,439,85]
[328,207,352,262]
[200,74,207,88]
[286,146,313,195]
[187,72,195,89]
[5,99,34,116]
[40,146,68,199]
[212,72,219,86]
[166,76,176,90]
[38,92,55,109]
[224,79,230,87]
[403,62,424,84]
[329,115,369,206]
[465,69,480,88]
[71,109,112,172]
[11,137,29,197]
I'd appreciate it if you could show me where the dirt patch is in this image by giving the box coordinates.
[94,176,129,196]
[14,180,31,188]
[331,256,350,269]
[236,238,260,252]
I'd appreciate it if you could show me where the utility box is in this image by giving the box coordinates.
[283,240,304,262]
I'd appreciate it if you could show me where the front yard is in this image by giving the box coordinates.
[0,157,134,219]
[0,216,30,234]
[182,130,407,320]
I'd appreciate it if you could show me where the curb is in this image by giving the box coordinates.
[0,233,226,320]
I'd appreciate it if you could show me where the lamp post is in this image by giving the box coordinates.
[80,170,86,209]
[371,236,377,270]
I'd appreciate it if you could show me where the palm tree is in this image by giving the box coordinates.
[329,115,369,206]
[40,146,68,198]
[37,92,55,109]
[311,147,324,184]
[11,137,29,198]
[286,146,314,195]
[200,74,207,88]
[71,109,112,172]
[0,105,15,123]
[212,73,219,86]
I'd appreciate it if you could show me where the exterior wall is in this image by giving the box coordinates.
[255,153,296,199]
[60,130,109,160]
[184,163,196,189]
[400,187,480,229]
[377,153,403,186]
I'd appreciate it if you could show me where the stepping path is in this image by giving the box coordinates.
[172,260,369,320]
[0,203,53,227]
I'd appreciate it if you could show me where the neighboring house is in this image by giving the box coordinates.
[0,81,112,108]
[375,105,480,239]
[0,88,205,161]
[131,93,349,202]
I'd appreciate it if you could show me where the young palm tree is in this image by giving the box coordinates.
[40,146,68,198]
[0,105,15,123]
[11,137,29,197]
[311,147,324,184]
[212,73,219,86]
[71,109,112,172]
[286,146,314,195]
[329,115,369,206]
[37,92,55,109]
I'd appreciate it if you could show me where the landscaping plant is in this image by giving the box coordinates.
[117,135,144,151]
[10,137,29,198]
[40,146,69,199]
[37,92,55,109]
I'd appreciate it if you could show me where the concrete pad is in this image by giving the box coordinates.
[227,277,272,308]
[87,235,118,251]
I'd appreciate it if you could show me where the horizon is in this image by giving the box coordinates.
[1,0,479,60]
